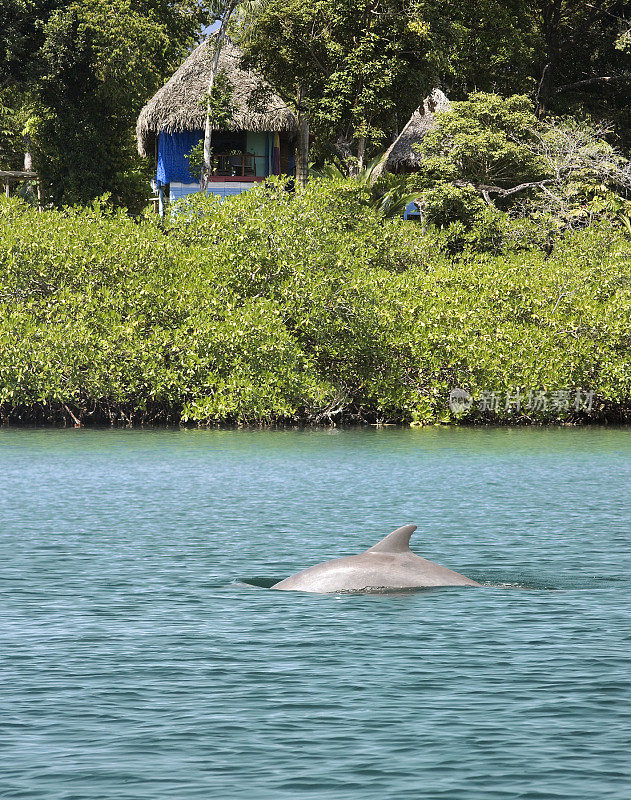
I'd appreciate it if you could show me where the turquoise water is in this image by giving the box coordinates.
[1,427,630,799]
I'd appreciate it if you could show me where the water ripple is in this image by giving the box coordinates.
[1,428,630,799]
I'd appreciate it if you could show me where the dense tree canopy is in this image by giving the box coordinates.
[406,91,631,237]
[236,0,432,167]
[237,0,631,167]
[0,0,210,207]
[411,0,538,96]
[1,0,630,205]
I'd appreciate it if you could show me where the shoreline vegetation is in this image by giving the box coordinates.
[1,181,630,428]
[3,0,631,432]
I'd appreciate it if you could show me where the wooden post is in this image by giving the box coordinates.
[158,182,165,217]
[5,179,9,198]
[295,84,309,187]
[201,1,237,191]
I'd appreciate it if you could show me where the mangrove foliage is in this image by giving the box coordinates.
[1,181,630,426]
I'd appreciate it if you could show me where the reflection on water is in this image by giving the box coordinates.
[1,427,630,799]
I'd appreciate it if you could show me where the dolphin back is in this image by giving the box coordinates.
[271,523,480,593]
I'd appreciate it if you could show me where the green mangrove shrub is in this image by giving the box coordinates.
[0,183,630,426]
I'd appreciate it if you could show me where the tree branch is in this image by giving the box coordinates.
[554,72,631,93]
[535,62,551,114]
[455,179,556,198]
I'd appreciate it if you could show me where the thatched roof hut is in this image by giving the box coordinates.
[137,37,297,158]
[373,89,451,179]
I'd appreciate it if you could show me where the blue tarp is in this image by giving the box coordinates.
[404,200,421,220]
[156,131,203,184]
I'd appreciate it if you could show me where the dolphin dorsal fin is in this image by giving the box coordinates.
[366,525,417,554]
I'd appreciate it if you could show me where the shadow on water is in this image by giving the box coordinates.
[237,576,280,589]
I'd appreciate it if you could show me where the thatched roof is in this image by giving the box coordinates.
[373,89,451,178]
[137,37,297,157]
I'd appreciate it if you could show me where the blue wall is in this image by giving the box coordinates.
[156,131,203,184]
[157,131,277,185]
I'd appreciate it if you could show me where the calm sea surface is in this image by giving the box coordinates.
[1,427,630,799]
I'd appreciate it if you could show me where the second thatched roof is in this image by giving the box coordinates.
[372,89,451,179]
[137,37,297,157]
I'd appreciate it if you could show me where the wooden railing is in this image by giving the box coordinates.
[211,152,266,177]
[1,169,41,210]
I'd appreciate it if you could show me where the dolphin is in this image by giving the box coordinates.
[272,524,480,593]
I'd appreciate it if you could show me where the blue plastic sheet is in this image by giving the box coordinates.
[156,131,203,184]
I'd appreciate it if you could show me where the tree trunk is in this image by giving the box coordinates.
[201,2,236,191]
[535,0,562,115]
[357,136,366,173]
[295,84,309,187]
